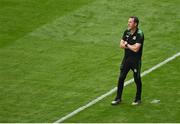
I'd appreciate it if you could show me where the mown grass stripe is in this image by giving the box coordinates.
[54,52,180,123]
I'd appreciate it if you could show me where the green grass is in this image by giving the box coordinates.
[0,0,179,122]
[66,57,180,123]
[0,0,94,47]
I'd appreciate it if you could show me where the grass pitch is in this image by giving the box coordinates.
[0,0,179,122]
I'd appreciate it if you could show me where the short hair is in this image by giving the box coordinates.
[130,16,139,27]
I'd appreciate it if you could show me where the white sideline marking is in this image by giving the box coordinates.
[54,52,180,123]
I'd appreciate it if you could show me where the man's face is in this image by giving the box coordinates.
[128,18,137,30]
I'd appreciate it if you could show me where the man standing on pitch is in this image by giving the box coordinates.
[111,16,144,105]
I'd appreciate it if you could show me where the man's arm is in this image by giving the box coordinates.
[124,41,141,52]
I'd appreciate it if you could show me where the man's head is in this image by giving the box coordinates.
[128,16,139,30]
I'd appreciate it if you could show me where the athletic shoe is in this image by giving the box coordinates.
[132,99,141,105]
[111,99,121,105]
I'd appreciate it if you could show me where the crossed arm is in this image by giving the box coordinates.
[120,40,141,53]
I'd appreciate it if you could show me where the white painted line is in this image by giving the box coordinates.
[54,52,180,123]
[150,99,160,104]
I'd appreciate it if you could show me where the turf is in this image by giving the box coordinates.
[66,57,180,123]
[0,0,179,122]
[0,0,94,47]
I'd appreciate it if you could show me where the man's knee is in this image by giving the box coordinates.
[134,73,142,83]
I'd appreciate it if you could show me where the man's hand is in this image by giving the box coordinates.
[120,40,128,49]
[120,39,141,52]
[124,41,128,47]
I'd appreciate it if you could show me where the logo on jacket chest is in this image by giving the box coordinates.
[126,35,136,40]
[133,36,136,40]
